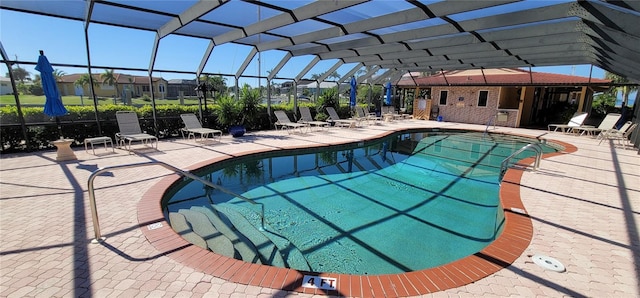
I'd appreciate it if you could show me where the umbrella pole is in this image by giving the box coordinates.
[55,116,63,139]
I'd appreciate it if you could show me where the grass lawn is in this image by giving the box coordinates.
[0,94,203,106]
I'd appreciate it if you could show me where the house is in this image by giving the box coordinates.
[395,68,611,128]
[166,79,198,99]
[297,81,349,97]
[58,73,168,101]
[0,77,12,95]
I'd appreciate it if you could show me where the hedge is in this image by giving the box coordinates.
[0,103,354,153]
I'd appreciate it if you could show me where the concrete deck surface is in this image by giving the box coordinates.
[0,120,638,297]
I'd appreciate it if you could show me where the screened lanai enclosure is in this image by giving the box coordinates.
[1,0,639,149]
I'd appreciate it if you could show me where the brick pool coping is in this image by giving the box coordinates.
[137,130,577,297]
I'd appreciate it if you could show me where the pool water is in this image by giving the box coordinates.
[165,130,558,275]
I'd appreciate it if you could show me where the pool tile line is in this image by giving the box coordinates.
[137,132,578,297]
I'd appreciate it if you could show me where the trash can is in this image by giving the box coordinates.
[437,116,443,122]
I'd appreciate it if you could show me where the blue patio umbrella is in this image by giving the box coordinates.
[349,76,357,107]
[36,51,67,138]
[36,51,67,117]
[385,82,392,105]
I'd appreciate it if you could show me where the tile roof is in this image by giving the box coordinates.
[58,73,164,84]
[397,68,611,87]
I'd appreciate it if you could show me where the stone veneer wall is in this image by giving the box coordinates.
[431,86,518,127]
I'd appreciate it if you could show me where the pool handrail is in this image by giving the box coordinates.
[87,161,265,243]
[499,142,542,182]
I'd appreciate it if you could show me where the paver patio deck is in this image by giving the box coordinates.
[1,120,638,297]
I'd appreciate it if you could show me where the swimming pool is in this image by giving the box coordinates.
[164,130,558,275]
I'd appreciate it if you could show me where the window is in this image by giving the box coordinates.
[478,90,489,107]
[142,85,150,92]
[439,90,448,105]
[158,84,165,93]
[100,83,114,90]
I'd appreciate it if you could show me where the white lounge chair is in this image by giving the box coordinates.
[115,111,158,150]
[574,113,622,137]
[598,121,637,149]
[326,107,359,128]
[547,112,588,133]
[274,110,308,134]
[298,106,328,131]
[180,113,222,142]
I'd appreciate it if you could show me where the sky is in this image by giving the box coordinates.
[0,7,608,89]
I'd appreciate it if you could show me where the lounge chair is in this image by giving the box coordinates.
[274,110,308,134]
[115,111,158,150]
[356,106,380,125]
[380,106,398,122]
[326,107,359,128]
[298,106,329,131]
[180,113,222,142]
[547,112,588,133]
[351,106,370,126]
[574,113,621,137]
[598,121,637,149]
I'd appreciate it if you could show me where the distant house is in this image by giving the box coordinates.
[396,68,611,128]
[0,77,12,95]
[166,79,198,99]
[297,81,349,97]
[280,79,314,95]
[58,73,168,100]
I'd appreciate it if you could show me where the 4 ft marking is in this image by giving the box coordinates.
[302,275,337,290]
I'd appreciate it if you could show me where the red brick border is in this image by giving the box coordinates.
[138,132,577,297]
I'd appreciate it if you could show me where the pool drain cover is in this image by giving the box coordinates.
[532,254,565,272]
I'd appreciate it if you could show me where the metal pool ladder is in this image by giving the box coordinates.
[87,161,265,243]
[499,143,543,182]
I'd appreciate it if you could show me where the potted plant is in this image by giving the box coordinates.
[213,84,261,137]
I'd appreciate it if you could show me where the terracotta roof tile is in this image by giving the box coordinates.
[396,68,610,86]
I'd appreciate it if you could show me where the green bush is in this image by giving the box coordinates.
[0,103,283,153]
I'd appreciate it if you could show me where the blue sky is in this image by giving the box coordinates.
[1,8,607,88]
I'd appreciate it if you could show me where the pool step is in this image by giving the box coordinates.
[211,204,286,268]
[168,212,207,250]
[177,209,236,258]
[190,205,263,264]
[221,204,312,271]
[212,203,311,271]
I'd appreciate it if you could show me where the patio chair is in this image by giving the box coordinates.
[380,106,397,122]
[547,112,588,133]
[115,111,158,150]
[180,113,222,142]
[574,113,621,137]
[298,106,329,131]
[352,106,371,126]
[274,110,308,134]
[598,121,637,149]
[356,106,381,125]
[326,107,359,128]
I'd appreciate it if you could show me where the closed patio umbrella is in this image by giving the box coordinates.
[385,82,392,105]
[35,50,67,136]
[349,76,356,108]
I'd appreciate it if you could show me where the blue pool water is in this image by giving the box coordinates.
[164,130,558,275]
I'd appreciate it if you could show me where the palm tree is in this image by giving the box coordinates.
[605,71,638,107]
[101,69,119,104]
[74,73,96,105]
[53,69,66,82]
